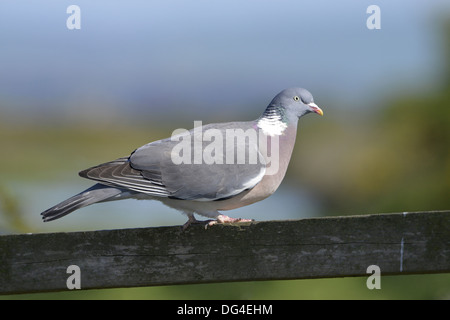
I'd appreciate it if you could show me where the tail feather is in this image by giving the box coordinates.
[41,184,123,222]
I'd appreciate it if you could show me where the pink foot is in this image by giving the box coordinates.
[206,215,254,228]
[182,214,254,230]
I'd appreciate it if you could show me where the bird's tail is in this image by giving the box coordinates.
[41,184,123,222]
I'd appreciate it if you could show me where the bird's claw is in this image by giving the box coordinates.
[182,214,254,230]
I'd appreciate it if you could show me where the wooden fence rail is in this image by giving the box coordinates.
[1,210,449,295]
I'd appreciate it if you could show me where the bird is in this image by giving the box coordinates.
[41,87,323,229]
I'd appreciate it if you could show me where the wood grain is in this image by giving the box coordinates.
[1,210,449,295]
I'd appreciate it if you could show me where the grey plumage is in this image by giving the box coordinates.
[41,184,124,222]
[41,87,323,227]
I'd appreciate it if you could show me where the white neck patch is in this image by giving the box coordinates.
[257,116,288,136]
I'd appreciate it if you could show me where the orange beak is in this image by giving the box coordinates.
[308,102,324,116]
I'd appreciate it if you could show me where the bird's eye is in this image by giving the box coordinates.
[293,96,300,101]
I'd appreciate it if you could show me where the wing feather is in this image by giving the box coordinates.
[79,121,266,200]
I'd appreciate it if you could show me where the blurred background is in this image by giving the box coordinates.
[0,0,449,299]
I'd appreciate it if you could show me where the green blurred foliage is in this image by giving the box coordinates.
[0,185,29,232]
[0,274,448,300]
[1,274,449,300]
[0,120,169,182]
[293,23,450,216]
[295,83,450,215]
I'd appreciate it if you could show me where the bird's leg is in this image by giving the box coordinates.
[206,214,254,228]
[182,214,215,230]
[182,214,198,230]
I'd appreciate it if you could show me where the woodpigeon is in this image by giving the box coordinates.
[41,88,323,229]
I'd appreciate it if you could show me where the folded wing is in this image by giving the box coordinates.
[80,122,266,201]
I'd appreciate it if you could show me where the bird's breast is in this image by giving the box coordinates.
[217,126,297,210]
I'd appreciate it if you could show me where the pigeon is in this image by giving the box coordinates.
[41,88,323,229]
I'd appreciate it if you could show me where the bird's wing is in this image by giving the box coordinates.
[80,122,266,201]
[79,157,171,197]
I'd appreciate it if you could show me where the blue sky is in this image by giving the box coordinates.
[1,0,449,120]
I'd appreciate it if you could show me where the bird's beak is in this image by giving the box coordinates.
[308,102,323,116]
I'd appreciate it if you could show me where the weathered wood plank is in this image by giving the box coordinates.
[0,210,449,295]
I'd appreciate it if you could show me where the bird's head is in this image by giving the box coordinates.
[270,87,323,119]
